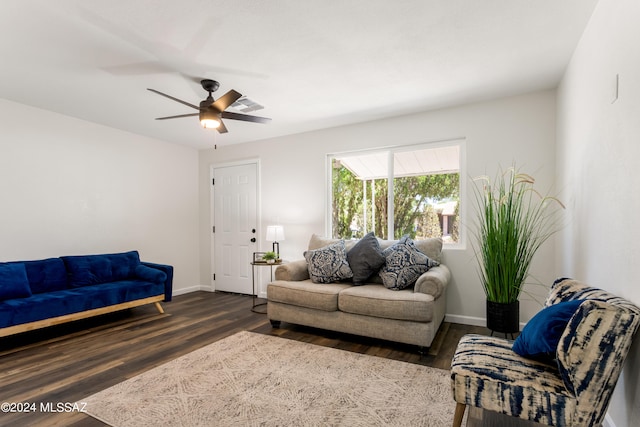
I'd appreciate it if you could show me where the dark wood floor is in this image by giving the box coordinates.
[0,291,535,426]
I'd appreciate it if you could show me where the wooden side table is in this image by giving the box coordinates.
[250,261,281,313]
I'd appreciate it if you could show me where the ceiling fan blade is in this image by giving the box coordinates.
[211,89,242,112]
[221,111,272,124]
[216,119,228,134]
[147,88,200,110]
[155,113,200,120]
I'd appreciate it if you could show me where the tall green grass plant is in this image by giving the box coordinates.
[472,166,564,303]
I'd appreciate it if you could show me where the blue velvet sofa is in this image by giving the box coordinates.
[0,250,173,337]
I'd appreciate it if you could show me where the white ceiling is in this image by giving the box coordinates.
[0,0,599,150]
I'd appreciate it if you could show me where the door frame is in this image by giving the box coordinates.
[210,158,262,294]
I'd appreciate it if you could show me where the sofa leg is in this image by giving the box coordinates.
[270,319,281,328]
[452,402,466,427]
[154,302,164,314]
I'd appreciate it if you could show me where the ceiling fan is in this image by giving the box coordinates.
[147,79,271,133]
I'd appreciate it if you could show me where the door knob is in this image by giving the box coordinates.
[250,238,256,242]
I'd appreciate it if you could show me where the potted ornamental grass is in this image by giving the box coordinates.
[472,166,564,334]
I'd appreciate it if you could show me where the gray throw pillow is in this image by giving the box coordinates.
[379,235,439,290]
[304,240,354,283]
[347,232,385,285]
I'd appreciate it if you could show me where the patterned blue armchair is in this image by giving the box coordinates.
[450,278,640,427]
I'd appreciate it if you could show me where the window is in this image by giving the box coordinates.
[329,140,463,245]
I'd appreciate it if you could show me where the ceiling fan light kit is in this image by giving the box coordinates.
[199,111,221,129]
[147,79,271,135]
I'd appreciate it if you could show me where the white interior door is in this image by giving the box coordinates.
[213,163,258,294]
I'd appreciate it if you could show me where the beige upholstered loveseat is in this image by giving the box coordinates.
[267,234,450,348]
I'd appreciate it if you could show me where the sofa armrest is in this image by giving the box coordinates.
[135,264,167,284]
[414,264,450,299]
[274,260,309,281]
[141,261,174,302]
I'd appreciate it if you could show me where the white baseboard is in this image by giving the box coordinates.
[171,285,213,297]
[172,285,265,298]
[444,314,527,330]
[602,413,615,427]
[445,314,486,327]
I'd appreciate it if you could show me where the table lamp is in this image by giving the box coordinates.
[266,225,285,259]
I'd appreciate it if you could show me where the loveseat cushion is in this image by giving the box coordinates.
[379,237,443,263]
[267,280,351,311]
[62,251,141,287]
[0,263,32,301]
[308,234,358,252]
[338,284,435,322]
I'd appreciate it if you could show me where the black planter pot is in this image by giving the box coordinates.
[486,300,520,334]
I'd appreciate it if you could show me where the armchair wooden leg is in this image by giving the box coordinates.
[154,302,164,314]
[453,402,466,427]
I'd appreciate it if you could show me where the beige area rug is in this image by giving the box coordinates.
[82,331,463,426]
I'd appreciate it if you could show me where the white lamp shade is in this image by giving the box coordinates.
[266,225,285,242]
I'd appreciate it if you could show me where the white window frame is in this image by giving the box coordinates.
[327,138,466,249]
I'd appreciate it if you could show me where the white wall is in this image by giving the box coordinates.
[557,0,640,425]
[0,99,200,295]
[199,90,558,322]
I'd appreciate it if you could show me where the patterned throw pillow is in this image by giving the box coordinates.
[304,240,354,283]
[379,236,439,290]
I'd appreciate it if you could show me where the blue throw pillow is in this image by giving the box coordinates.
[512,299,585,359]
[0,263,33,301]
